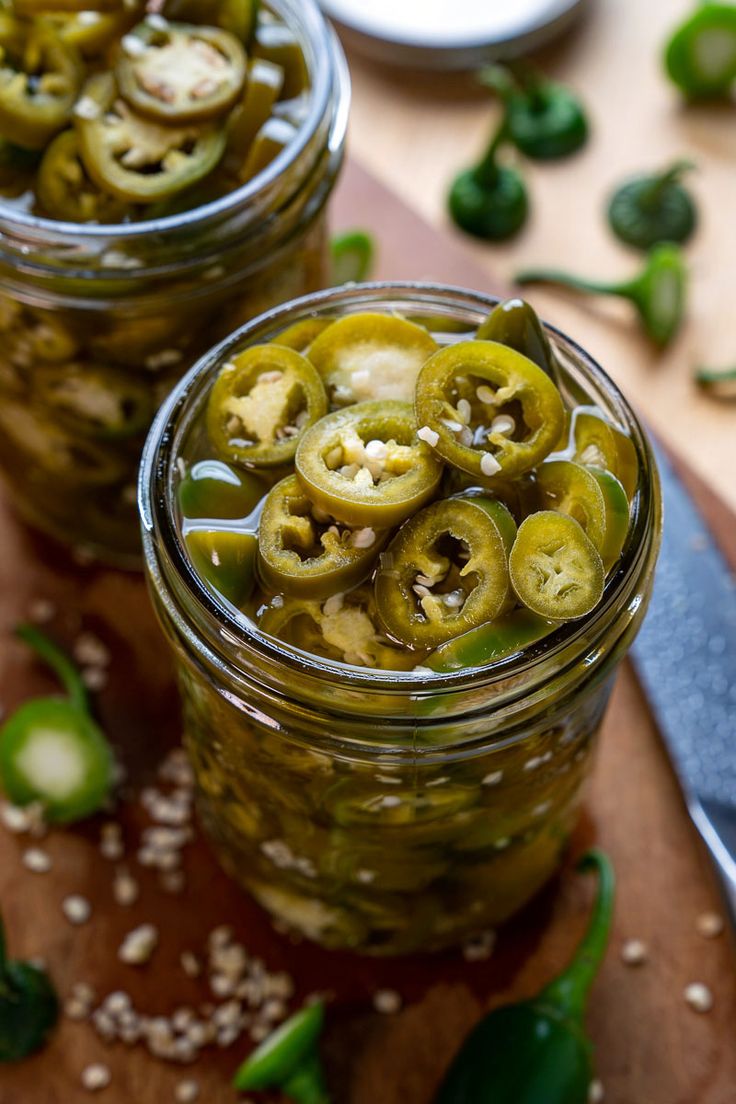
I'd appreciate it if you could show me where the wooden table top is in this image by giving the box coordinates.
[346,0,736,511]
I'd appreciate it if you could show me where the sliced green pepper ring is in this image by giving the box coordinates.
[76,72,226,202]
[572,409,638,500]
[415,340,566,481]
[307,312,439,406]
[116,20,246,124]
[38,129,133,223]
[45,8,144,57]
[0,401,128,486]
[587,466,630,571]
[295,400,443,528]
[185,528,256,607]
[509,510,604,621]
[272,317,332,353]
[535,459,607,551]
[374,496,513,650]
[238,115,297,182]
[178,459,264,520]
[0,16,83,149]
[34,363,153,440]
[224,57,284,171]
[258,474,387,599]
[252,20,308,99]
[206,344,328,469]
[258,587,421,670]
[426,608,557,672]
[325,777,475,829]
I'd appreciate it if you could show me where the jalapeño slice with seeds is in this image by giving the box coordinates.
[374,496,513,649]
[295,400,443,528]
[258,474,387,598]
[415,340,566,481]
[206,344,328,469]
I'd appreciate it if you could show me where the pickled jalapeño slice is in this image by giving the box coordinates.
[509,511,604,621]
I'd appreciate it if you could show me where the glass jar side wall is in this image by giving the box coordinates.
[176,645,613,955]
[0,215,329,565]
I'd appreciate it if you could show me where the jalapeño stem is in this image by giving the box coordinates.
[641,159,695,207]
[537,849,615,1022]
[15,624,89,715]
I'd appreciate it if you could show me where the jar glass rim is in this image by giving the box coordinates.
[0,0,345,245]
[140,281,660,696]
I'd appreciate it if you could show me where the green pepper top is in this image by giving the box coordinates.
[0,909,59,1063]
[0,0,309,221]
[176,300,638,672]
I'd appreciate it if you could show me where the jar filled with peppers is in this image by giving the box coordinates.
[0,0,349,565]
[140,283,661,955]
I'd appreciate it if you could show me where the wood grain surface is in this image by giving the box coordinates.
[0,163,734,1104]
[346,0,736,513]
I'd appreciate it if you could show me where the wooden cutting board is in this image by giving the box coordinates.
[0,161,734,1104]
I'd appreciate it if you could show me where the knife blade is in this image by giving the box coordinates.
[631,441,736,925]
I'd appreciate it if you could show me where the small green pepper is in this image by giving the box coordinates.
[0,910,59,1063]
[0,15,83,149]
[330,230,376,286]
[664,3,736,99]
[434,849,614,1104]
[483,64,589,161]
[476,297,558,381]
[233,1000,329,1103]
[0,626,113,823]
[516,243,688,346]
[448,120,528,242]
[695,363,736,400]
[607,161,697,250]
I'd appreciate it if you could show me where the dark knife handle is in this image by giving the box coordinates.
[691,798,736,927]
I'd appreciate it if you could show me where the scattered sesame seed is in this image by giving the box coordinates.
[23,847,52,873]
[695,912,724,939]
[175,1081,200,1103]
[481,770,503,786]
[65,998,90,1021]
[683,982,713,1013]
[72,982,96,1005]
[73,633,110,668]
[480,451,502,477]
[620,939,648,966]
[373,989,402,1014]
[113,868,139,907]
[181,951,202,979]
[119,924,159,966]
[81,1064,111,1092]
[63,895,92,925]
[104,991,131,1016]
[82,667,107,691]
[417,425,439,448]
[28,598,56,623]
[588,1080,605,1103]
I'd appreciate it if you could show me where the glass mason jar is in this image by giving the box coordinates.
[0,0,349,567]
[140,283,662,955]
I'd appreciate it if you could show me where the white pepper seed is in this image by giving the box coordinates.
[480,451,502,477]
[81,1064,111,1091]
[588,1080,605,1103]
[695,912,724,939]
[683,982,714,1013]
[175,1080,200,1102]
[620,939,648,966]
[118,924,159,965]
[62,895,92,925]
[23,847,52,873]
[373,989,402,1014]
[417,425,439,448]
